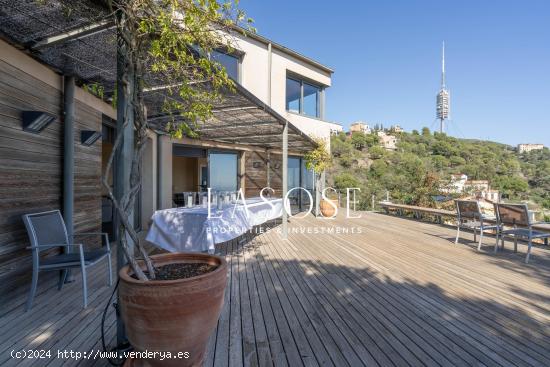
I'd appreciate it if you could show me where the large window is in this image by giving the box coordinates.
[211,50,240,81]
[286,76,322,118]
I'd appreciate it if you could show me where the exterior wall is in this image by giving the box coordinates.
[0,39,114,294]
[231,31,335,148]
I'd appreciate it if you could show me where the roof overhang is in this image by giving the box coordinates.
[0,0,317,153]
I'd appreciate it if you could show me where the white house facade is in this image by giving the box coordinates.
[223,29,336,148]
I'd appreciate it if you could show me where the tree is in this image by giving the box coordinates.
[369,146,386,159]
[103,0,251,280]
[304,139,332,174]
[421,127,431,136]
[364,133,379,148]
[334,173,361,190]
[350,131,367,150]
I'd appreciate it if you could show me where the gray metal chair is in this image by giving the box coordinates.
[494,203,550,263]
[454,200,499,251]
[22,210,112,311]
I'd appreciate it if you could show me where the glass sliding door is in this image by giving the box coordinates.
[209,151,238,192]
[288,157,301,214]
[301,160,315,212]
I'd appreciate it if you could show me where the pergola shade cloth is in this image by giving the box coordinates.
[0,0,317,153]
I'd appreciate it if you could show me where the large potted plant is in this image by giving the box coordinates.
[97,1,253,365]
[304,139,333,217]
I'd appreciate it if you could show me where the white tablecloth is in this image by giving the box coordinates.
[146,197,283,253]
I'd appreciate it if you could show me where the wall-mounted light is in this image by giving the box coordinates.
[252,161,262,168]
[81,130,102,146]
[22,111,56,133]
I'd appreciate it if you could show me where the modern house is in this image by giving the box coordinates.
[0,2,333,294]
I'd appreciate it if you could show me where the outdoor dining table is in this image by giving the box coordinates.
[146,197,284,253]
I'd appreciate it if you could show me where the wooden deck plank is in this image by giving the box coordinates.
[242,241,273,367]
[2,213,550,367]
[213,241,234,367]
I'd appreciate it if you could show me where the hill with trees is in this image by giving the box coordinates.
[328,128,550,215]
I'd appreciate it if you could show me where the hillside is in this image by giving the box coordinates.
[328,128,550,214]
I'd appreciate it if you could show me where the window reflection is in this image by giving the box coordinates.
[286,76,322,118]
[286,78,301,113]
[303,83,320,118]
[211,50,239,81]
[209,152,238,192]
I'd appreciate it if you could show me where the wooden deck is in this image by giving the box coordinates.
[2,212,550,366]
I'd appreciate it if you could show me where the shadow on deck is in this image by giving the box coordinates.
[1,213,550,366]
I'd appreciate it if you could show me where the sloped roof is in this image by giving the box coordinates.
[0,0,316,152]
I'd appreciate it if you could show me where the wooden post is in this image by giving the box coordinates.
[239,151,246,192]
[282,122,288,239]
[62,75,75,282]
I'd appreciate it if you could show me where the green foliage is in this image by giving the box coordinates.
[304,139,331,174]
[350,132,367,150]
[82,83,105,100]
[368,146,385,159]
[328,131,549,209]
[334,172,361,190]
[98,0,252,279]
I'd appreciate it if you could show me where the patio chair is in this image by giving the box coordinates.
[454,200,499,251]
[22,210,112,311]
[494,203,550,263]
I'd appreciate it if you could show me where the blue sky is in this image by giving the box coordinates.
[241,0,550,147]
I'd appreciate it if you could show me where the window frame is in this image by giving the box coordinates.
[211,49,243,83]
[285,73,324,119]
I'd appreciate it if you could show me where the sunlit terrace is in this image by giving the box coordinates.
[2,212,550,366]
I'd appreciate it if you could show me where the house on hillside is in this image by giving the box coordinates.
[443,175,500,202]
[517,144,544,153]
[391,125,404,133]
[0,9,334,290]
[377,130,398,150]
[349,121,371,134]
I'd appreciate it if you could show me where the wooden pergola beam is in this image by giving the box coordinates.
[31,20,115,50]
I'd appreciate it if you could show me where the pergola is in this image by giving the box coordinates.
[1,0,313,342]
[0,0,316,151]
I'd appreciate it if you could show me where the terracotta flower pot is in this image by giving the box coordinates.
[119,252,227,367]
[320,198,339,217]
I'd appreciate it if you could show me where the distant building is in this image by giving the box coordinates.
[444,174,500,202]
[349,121,371,134]
[465,180,490,192]
[377,131,397,150]
[518,144,544,153]
[391,125,404,133]
[447,174,468,193]
[326,121,343,135]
